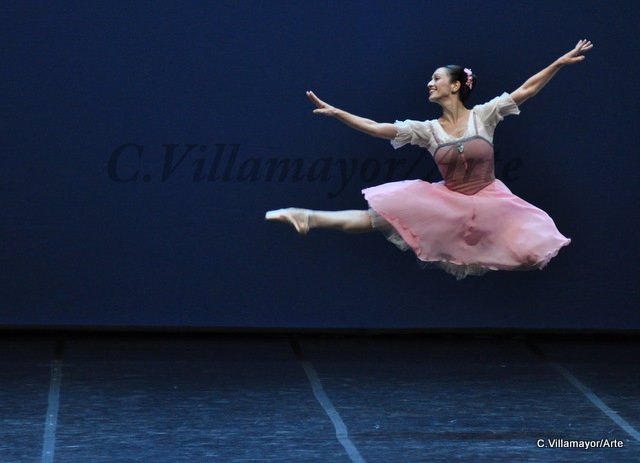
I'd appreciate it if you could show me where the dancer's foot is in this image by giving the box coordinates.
[265,208,311,235]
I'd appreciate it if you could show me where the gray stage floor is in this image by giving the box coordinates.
[1,332,639,462]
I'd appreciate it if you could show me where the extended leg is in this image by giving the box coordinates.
[265,208,372,235]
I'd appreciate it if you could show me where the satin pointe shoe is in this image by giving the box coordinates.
[265,208,311,235]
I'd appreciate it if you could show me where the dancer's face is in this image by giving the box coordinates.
[427,67,458,102]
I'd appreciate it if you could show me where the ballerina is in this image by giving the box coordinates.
[266,40,593,278]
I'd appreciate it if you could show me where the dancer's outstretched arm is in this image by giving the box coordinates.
[306,90,397,140]
[510,39,593,106]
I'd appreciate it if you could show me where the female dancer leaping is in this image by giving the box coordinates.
[266,40,593,278]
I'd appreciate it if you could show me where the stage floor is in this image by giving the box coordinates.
[1,332,638,462]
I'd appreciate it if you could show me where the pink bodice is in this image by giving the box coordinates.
[433,136,495,195]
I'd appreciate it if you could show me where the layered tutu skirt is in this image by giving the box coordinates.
[363,179,570,279]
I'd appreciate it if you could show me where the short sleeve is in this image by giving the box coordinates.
[391,119,438,153]
[473,92,520,135]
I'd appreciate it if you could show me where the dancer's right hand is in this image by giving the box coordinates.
[305,90,397,140]
[306,91,336,116]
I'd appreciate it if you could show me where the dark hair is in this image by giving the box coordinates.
[445,65,476,103]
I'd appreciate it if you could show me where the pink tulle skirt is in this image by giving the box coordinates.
[362,179,570,279]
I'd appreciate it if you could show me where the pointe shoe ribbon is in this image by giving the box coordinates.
[265,208,310,235]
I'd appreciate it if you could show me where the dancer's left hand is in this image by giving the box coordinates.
[558,39,594,65]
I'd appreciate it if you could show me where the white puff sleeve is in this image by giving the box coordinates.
[390,119,438,153]
[473,92,520,139]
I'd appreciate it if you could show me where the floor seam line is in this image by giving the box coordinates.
[42,359,63,463]
[291,339,366,463]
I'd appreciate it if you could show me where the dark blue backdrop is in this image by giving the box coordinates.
[2,1,639,329]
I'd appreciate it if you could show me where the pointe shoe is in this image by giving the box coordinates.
[265,208,311,235]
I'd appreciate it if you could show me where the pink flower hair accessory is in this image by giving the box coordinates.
[464,68,474,90]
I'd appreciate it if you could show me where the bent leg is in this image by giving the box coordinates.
[265,208,372,234]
